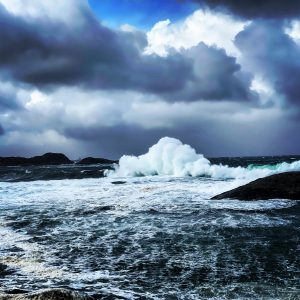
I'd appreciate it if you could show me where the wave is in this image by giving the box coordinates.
[109,137,300,180]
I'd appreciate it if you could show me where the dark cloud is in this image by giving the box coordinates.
[235,21,300,107]
[63,114,300,158]
[0,4,253,102]
[192,0,300,19]
[174,44,255,101]
[63,123,235,158]
[0,124,4,135]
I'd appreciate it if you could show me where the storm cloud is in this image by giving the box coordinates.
[235,21,300,107]
[192,0,300,19]
[0,3,253,103]
[0,124,4,135]
[0,0,299,158]
[0,90,20,111]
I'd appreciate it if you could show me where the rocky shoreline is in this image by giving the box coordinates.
[212,172,300,200]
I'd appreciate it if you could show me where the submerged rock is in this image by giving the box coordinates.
[212,172,300,200]
[0,289,92,300]
[76,157,117,165]
[0,153,72,166]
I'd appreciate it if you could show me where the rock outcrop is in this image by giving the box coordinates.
[212,172,300,200]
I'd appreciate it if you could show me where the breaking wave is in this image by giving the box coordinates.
[109,137,300,179]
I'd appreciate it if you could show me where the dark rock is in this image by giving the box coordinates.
[0,153,72,166]
[81,205,115,216]
[3,291,28,296]
[0,289,92,300]
[212,172,300,200]
[0,157,28,166]
[76,157,117,165]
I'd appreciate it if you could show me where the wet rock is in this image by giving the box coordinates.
[0,289,92,300]
[111,181,126,185]
[76,157,117,165]
[3,291,28,295]
[212,172,300,200]
[81,205,115,215]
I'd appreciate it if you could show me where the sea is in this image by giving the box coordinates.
[0,138,299,299]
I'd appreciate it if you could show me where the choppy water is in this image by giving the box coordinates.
[0,167,299,299]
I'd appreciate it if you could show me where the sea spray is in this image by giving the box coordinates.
[109,137,300,179]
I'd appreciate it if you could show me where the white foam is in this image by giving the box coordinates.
[109,137,300,180]
[208,199,297,211]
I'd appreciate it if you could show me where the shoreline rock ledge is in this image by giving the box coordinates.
[211,172,300,200]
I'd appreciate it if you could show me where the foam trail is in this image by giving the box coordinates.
[108,137,300,180]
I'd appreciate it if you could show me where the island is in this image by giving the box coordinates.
[76,157,117,165]
[0,153,72,166]
[0,153,117,166]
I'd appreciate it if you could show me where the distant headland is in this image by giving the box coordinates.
[0,153,118,166]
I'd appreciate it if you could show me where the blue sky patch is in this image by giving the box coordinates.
[89,0,198,30]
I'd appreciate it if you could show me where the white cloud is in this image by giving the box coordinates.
[1,86,269,134]
[120,24,138,33]
[17,87,283,130]
[0,0,89,25]
[144,9,248,57]
[285,20,300,46]
[250,75,284,106]
[286,20,300,41]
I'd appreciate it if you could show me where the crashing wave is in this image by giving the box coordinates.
[108,137,300,179]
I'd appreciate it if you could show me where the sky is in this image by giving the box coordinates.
[0,0,299,159]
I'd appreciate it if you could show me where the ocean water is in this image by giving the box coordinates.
[0,138,300,299]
